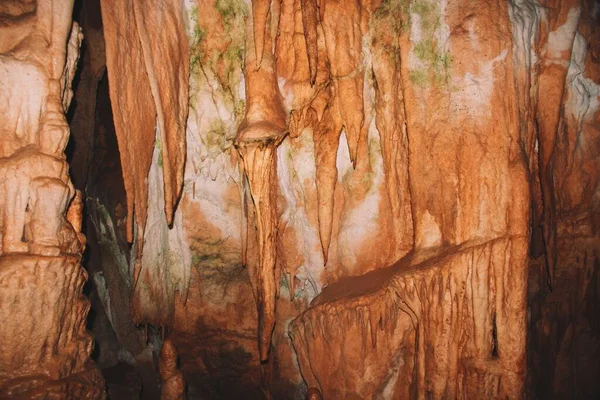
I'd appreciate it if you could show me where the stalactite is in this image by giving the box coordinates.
[284,0,344,265]
[101,0,191,326]
[102,0,190,232]
[132,0,190,226]
[236,3,287,361]
[313,99,343,264]
[321,0,366,167]
[100,0,155,247]
[237,142,281,361]
[252,0,271,69]
[300,0,319,86]
[371,0,414,262]
[241,161,250,267]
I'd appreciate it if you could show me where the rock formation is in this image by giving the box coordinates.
[100,0,191,327]
[159,339,185,400]
[2,0,599,398]
[0,0,104,397]
[235,1,288,362]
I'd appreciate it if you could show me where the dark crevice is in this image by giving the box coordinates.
[491,312,498,358]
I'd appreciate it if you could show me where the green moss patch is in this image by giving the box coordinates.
[408,0,452,88]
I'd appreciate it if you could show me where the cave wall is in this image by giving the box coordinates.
[0,0,105,398]
[70,0,600,398]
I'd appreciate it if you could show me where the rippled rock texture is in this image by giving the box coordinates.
[0,0,104,398]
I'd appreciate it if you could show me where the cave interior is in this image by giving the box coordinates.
[0,0,599,399]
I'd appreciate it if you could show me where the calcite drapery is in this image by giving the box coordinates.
[289,0,531,397]
[291,237,529,398]
[371,1,414,262]
[0,0,104,397]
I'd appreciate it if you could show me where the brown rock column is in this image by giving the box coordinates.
[0,0,104,398]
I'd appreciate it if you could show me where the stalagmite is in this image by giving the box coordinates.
[159,339,185,400]
[305,387,323,400]
[236,2,287,361]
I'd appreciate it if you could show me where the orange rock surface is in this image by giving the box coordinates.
[0,1,104,397]
[3,0,599,398]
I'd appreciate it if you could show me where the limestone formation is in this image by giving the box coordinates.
[100,0,191,326]
[100,0,156,250]
[235,2,288,362]
[6,0,596,398]
[0,0,104,397]
[159,339,185,400]
[132,0,190,227]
